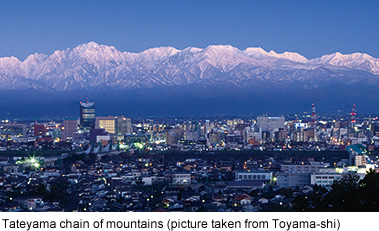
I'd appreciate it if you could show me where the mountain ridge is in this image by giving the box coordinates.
[0,41,378,91]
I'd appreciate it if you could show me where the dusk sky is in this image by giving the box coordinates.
[0,0,378,60]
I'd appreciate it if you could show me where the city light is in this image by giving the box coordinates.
[134,142,144,149]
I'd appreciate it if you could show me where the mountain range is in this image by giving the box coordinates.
[0,41,378,91]
[0,42,378,118]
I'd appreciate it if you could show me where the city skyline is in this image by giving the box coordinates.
[2,0,379,214]
[0,96,378,212]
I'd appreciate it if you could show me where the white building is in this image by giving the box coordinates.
[310,173,343,186]
[235,171,272,181]
[280,163,329,173]
[166,172,191,185]
[310,173,365,187]
[256,116,285,139]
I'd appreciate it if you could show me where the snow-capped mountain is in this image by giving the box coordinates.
[310,52,379,75]
[0,42,378,91]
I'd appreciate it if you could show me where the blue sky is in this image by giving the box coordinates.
[0,0,378,60]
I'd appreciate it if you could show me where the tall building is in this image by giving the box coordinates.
[205,120,210,135]
[117,116,132,135]
[62,119,78,141]
[34,124,46,137]
[95,116,116,134]
[95,115,132,135]
[256,116,285,139]
[166,128,184,146]
[80,98,95,129]
[209,132,221,144]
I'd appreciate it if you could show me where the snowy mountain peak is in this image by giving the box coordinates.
[312,51,379,74]
[137,46,180,63]
[0,56,21,64]
[183,47,203,53]
[0,56,22,76]
[268,50,308,63]
[243,47,269,57]
[319,52,374,63]
[0,42,378,91]
[243,47,308,63]
[140,46,179,56]
[72,41,120,55]
[204,45,241,55]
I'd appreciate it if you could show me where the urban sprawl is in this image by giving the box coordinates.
[0,100,379,212]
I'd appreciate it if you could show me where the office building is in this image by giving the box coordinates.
[166,128,184,146]
[96,116,116,134]
[256,116,285,139]
[205,120,210,135]
[34,124,47,137]
[0,124,27,139]
[310,173,344,187]
[62,119,78,141]
[117,116,132,135]
[280,163,329,173]
[235,171,273,181]
[277,172,311,188]
[124,134,148,144]
[165,172,191,185]
[89,128,108,143]
[80,98,95,129]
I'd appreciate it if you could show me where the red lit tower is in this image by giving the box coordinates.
[350,104,356,128]
[311,103,316,129]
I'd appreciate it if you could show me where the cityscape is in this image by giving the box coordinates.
[0,99,378,211]
[1,0,379,214]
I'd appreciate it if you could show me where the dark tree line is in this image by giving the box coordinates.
[292,169,379,212]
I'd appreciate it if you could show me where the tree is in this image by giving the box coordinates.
[307,184,328,211]
[323,174,362,211]
[36,183,47,197]
[359,169,379,211]
[292,195,310,211]
[47,177,70,203]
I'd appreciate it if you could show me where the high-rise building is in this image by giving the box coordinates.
[94,115,132,135]
[80,98,95,129]
[209,132,220,144]
[166,128,184,146]
[117,116,132,135]
[95,116,116,134]
[205,120,210,135]
[62,119,78,141]
[34,124,46,137]
[256,116,285,139]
